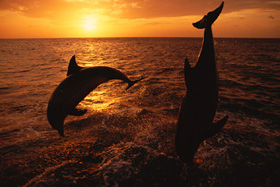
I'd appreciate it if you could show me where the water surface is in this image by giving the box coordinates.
[0,38,279,186]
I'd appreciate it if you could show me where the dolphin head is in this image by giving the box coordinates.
[176,131,201,165]
[181,142,200,165]
[54,125,65,137]
[48,117,65,137]
[47,104,66,137]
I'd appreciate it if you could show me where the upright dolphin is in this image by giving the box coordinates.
[175,2,228,164]
[47,55,143,136]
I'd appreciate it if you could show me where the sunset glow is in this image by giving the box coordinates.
[83,22,95,31]
[0,0,279,38]
[82,16,97,31]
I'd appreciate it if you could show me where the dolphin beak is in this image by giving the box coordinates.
[57,128,65,137]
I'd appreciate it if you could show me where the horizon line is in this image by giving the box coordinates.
[1,36,280,40]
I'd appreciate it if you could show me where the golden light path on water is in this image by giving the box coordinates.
[78,90,114,112]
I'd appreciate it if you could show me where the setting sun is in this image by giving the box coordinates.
[0,0,279,38]
[83,19,97,31]
[81,13,98,32]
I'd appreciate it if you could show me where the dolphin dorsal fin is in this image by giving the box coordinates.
[67,55,83,76]
[184,58,192,87]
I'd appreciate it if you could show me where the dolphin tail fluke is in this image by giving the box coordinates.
[192,16,207,29]
[126,77,146,90]
[205,115,228,139]
[67,55,83,76]
[193,1,224,29]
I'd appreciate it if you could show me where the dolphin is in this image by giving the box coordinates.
[175,2,228,164]
[47,55,143,136]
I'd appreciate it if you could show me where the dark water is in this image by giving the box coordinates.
[0,38,279,186]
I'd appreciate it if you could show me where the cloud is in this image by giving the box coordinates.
[0,0,83,18]
[0,0,280,20]
[92,0,280,18]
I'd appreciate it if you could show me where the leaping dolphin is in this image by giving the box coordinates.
[175,2,228,164]
[47,55,144,136]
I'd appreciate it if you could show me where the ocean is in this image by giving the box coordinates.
[0,38,279,186]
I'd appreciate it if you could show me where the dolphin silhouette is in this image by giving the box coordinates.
[175,2,228,164]
[47,55,143,136]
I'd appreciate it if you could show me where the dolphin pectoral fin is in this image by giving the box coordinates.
[67,55,83,76]
[184,58,192,87]
[68,107,87,116]
[205,115,228,139]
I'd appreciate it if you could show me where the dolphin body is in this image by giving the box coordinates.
[47,56,143,136]
[175,2,228,164]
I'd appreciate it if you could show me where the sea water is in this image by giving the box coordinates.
[0,38,279,186]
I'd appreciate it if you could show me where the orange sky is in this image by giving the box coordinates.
[0,0,280,38]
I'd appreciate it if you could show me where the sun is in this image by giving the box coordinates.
[83,21,96,31]
[82,17,97,31]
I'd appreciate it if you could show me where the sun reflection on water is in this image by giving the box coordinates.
[77,88,124,114]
